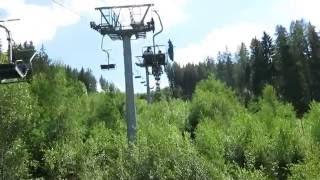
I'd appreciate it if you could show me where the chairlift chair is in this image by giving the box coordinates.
[100,35,116,70]
[0,62,27,80]
[142,45,166,67]
[0,24,37,83]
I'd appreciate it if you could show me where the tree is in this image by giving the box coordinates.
[12,41,36,63]
[0,83,36,178]
[250,37,266,96]
[216,52,225,82]
[224,50,235,88]
[307,23,320,101]
[78,68,97,93]
[261,32,275,85]
[287,20,311,114]
[99,76,118,93]
[235,43,251,103]
[31,45,51,74]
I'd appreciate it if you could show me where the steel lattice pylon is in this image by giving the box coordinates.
[90,4,155,144]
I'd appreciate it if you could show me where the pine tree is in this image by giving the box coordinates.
[78,68,97,93]
[288,20,311,113]
[261,32,275,85]
[307,23,320,101]
[224,50,235,88]
[238,43,250,91]
[216,52,225,82]
[99,75,109,92]
[250,37,266,96]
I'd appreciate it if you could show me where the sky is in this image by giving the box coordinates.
[0,0,319,92]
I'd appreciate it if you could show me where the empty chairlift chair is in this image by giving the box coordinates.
[100,35,116,70]
[0,52,37,83]
[0,61,28,80]
[0,24,37,83]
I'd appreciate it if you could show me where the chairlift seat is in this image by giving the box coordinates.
[142,53,166,66]
[156,53,166,65]
[142,54,154,66]
[0,61,28,80]
[101,64,116,70]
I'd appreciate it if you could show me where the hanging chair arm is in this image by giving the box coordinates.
[152,10,163,55]
[0,24,13,63]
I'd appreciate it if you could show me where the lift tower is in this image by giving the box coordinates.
[90,4,154,143]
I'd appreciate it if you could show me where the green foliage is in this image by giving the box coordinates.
[0,53,7,63]
[132,100,214,179]
[166,59,215,99]
[87,93,124,130]
[1,68,319,179]
[195,120,225,166]
[188,76,242,137]
[0,83,36,178]
[2,22,320,178]
[289,150,320,179]
[166,20,320,116]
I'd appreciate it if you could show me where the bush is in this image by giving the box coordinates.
[188,76,243,137]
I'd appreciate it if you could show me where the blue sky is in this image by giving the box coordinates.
[0,0,319,92]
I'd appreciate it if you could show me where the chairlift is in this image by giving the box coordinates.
[0,24,37,84]
[100,35,116,70]
[135,75,142,79]
[141,10,167,68]
[155,76,160,81]
[142,47,166,66]
[140,81,146,84]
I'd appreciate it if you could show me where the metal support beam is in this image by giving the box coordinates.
[123,35,137,144]
[98,9,111,25]
[146,66,151,103]
[95,4,154,10]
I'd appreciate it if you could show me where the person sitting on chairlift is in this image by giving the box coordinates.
[143,47,153,56]
[143,47,153,65]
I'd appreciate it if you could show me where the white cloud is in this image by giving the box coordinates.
[0,0,79,45]
[175,23,271,66]
[0,0,190,46]
[293,0,320,27]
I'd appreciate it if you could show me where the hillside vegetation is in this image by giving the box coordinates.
[1,20,320,179]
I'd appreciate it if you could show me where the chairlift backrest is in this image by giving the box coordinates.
[142,49,166,66]
[0,23,37,84]
[0,53,37,83]
[0,62,28,80]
